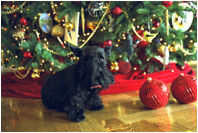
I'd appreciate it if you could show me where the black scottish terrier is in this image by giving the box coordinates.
[41,45,115,122]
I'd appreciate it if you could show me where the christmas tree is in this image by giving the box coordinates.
[1,1,197,78]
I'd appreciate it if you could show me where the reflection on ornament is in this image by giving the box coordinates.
[172,3,193,32]
[39,13,53,33]
[51,25,64,37]
[86,20,101,31]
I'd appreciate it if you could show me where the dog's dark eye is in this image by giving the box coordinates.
[98,58,104,62]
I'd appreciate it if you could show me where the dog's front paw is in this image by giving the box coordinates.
[71,115,85,122]
[90,104,104,111]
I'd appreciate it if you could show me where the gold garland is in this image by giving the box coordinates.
[6,52,35,79]
[178,40,197,55]
[1,2,26,15]
[44,1,111,56]
[9,67,31,79]
[123,10,146,41]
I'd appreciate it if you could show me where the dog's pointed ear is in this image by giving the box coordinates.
[104,45,112,57]
[69,45,82,57]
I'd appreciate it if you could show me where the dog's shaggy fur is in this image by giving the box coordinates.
[41,45,115,122]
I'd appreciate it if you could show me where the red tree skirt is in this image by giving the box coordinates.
[1,63,196,98]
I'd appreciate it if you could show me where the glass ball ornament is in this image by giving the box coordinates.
[171,73,197,104]
[112,6,122,16]
[139,77,170,109]
[39,13,53,33]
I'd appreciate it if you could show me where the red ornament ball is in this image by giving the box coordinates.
[171,74,197,104]
[132,30,149,49]
[112,6,122,16]
[73,1,80,4]
[58,56,64,63]
[118,61,131,74]
[139,77,170,109]
[20,18,27,26]
[23,51,32,60]
[98,42,106,48]
[106,40,113,46]
[153,19,160,28]
[162,1,173,8]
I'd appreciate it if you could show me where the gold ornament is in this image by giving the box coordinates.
[51,25,64,38]
[168,42,178,52]
[111,62,119,72]
[31,72,40,79]
[54,15,61,23]
[18,66,25,71]
[65,22,75,31]
[158,45,165,56]
[86,20,101,31]
[81,6,85,34]
[33,68,40,73]
[187,43,192,48]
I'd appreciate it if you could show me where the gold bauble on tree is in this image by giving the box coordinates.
[158,45,165,57]
[65,22,75,31]
[86,20,101,31]
[168,42,178,52]
[31,72,40,79]
[51,25,64,38]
